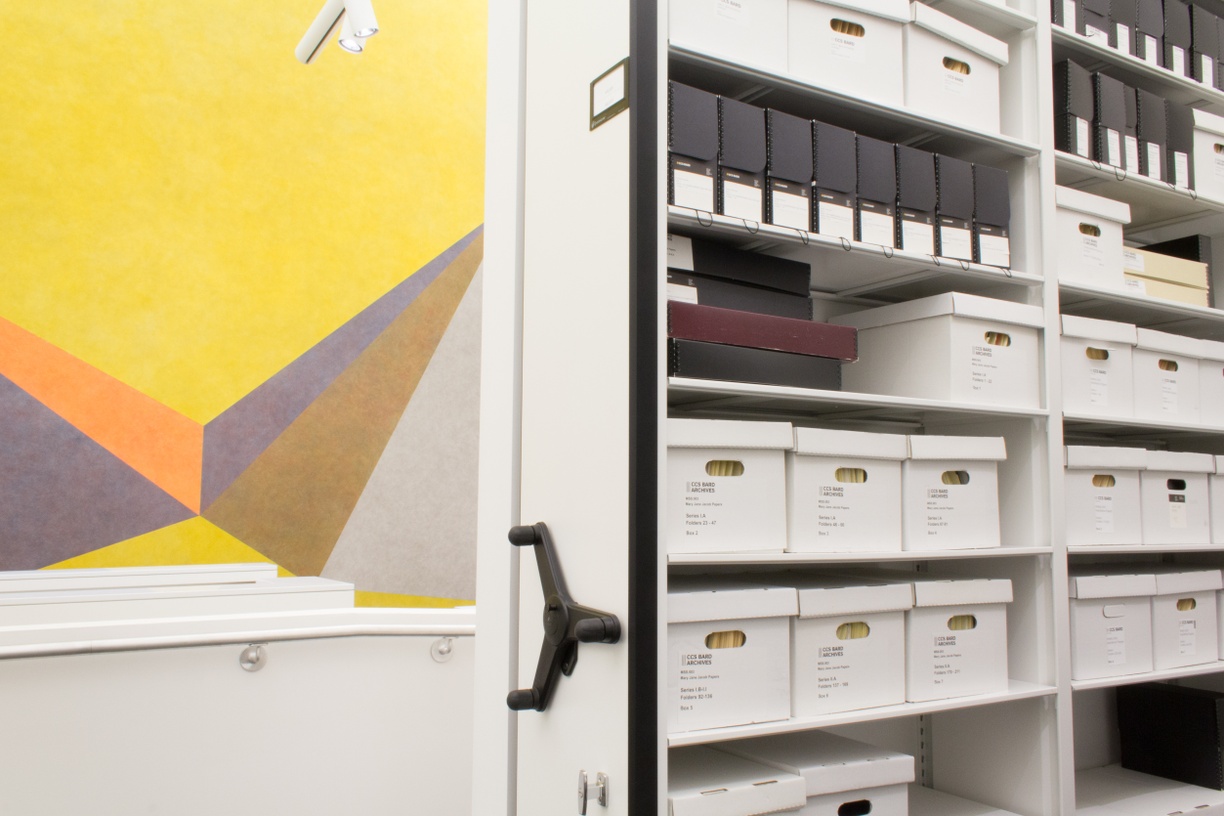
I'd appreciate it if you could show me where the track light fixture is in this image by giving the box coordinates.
[295,0,379,64]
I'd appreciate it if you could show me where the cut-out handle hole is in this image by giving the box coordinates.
[948,614,978,631]
[1215,143,1224,154]
[985,331,1011,347]
[705,630,746,649]
[1092,474,1117,488]
[1168,479,1187,490]
[1079,223,1102,237]
[942,470,971,485]
[943,56,971,74]
[1085,346,1110,360]
[831,18,866,36]
[1159,359,1180,372]
[836,622,871,640]
[1178,598,1198,612]
[835,467,868,484]
[839,800,874,816]
[706,460,744,477]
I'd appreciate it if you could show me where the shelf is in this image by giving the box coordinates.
[1052,26,1224,115]
[1075,764,1224,815]
[1059,280,1224,340]
[912,784,1022,816]
[670,547,1052,566]
[1062,411,1224,440]
[923,0,1037,40]
[667,680,1057,748]
[668,206,1042,301]
[1068,543,1224,555]
[1070,662,1224,692]
[668,46,1041,163]
[669,378,1048,426]
[1054,152,1224,233]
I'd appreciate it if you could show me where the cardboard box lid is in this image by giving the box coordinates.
[792,428,908,460]
[1153,569,1224,595]
[720,97,768,174]
[1055,185,1132,224]
[1193,107,1224,138]
[909,1,1010,65]
[911,577,1014,607]
[1145,449,1216,473]
[668,418,794,450]
[1065,445,1148,470]
[1200,338,1224,362]
[669,747,807,816]
[831,292,1044,331]
[1123,247,1209,288]
[795,0,910,22]
[668,578,798,624]
[1135,327,1203,358]
[781,576,914,617]
[669,81,719,162]
[715,732,915,797]
[908,434,1007,461]
[1060,314,1138,344]
[767,109,814,184]
[1069,571,1158,599]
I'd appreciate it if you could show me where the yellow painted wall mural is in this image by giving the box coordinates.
[0,1,487,606]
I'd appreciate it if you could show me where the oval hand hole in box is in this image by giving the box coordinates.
[835,467,868,484]
[1085,346,1110,361]
[1178,598,1198,612]
[705,460,744,477]
[943,56,971,74]
[985,331,1011,347]
[941,470,970,485]
[1215,144,1224,154]
[1079,223,1102,237]
[948,614,978,631]
[1092,474,1117,488]
[830,18,866,37]
[1158,359,1179,372]
[838,800,873,816]
[705,630,746,649]
[1167,478,1187,491]
[836,621,871,640]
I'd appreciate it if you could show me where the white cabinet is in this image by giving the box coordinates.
[479,0,1224,814]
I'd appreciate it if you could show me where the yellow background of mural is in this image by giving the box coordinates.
[0,0,486,424]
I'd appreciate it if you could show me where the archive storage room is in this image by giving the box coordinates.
[476,0,1224,814]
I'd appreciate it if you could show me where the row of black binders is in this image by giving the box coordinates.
[1056,58,1195,187]
[1056,0,1224,90]
[668,80,1013,268]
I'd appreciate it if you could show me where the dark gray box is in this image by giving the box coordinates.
[766,109,814,231]
[668,81,719,212]
[935,154,975,261]
[1164,0,1193,77]
[718,97,767,223]
[1055,59,1094,158]
[973,164,1011,268]
[1093,72,1128,168]
[813,120,858,241]
[1135,88,1168,180]
[896,145,937,255]
[1167,102,1194,187]
[1191,4,1219,84]
[856,135,897,248]
[1136,0,1166,64]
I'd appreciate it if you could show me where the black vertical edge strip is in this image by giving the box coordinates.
[628,0,659,813]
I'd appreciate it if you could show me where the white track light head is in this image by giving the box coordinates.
[338,15,364,54]
[344,0,379,38]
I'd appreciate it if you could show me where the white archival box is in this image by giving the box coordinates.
[1212,456,1224,544]
[1068,570,1158,680]
[787,428,908,553]
[773,574,911,716]
[669,746,807,816]
[667,418,793,554]
[1192,108,1224,203]
[716,730,915,816]
[667,577,798,733]
[833,292,1043,408]
[1199,339,1224,428]
[788,0,908,107]
[903,2,1009,133]
[1060,315,1138,417]
[902,434,1006,550]
[1064,445,1146,547]
[1131,328,1203,424]
[1139,449,1213,546]
[1054,186,1131,288]
[904,576,1012,702]
[669,0,789,74]
[1150,568,1223,670]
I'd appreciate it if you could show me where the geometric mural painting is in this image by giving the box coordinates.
[0,229,482,605]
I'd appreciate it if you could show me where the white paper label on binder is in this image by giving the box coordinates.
[1144,35,1159,64]
[859,209,895,247]
[1203,55,1215,85]
[1172,46,1186,75]
[1116,24,1131,55]
[978,233,1011,267]
[1077,117,1091,157]
[1174,152,1190,187]
[667,234,695,271]
[1107,130,1122,167]
[903,221,936,256]
[818,201,855,241]
[771,190,810,231]
[939,225,973,260]
[673,169,715,212]
[722,180,762,221]
[1125,135,1140,173]
[1145,143,1162,179]
[1064,0,1076,28]
[1086,24,1109,43]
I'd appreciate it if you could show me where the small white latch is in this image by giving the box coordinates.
[577,770,608,814]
